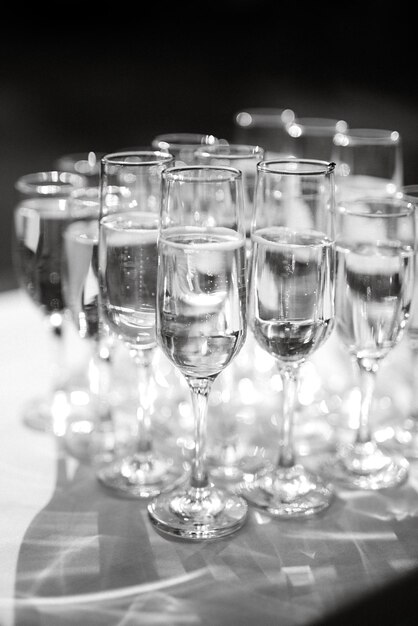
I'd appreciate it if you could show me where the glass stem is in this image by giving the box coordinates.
[132,347,155,456]
[187,377,214,489]
[356,358,379,445]
[277,366,298,469]
[46,312,66,392]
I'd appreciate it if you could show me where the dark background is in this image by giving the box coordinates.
[1,2,417,290]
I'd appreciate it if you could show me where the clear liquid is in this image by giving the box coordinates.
[250,227,334,364]
[336,241,414,360]
[62,220,99,339]
[13,198,74,313]
[99,216,158,350]
[157,227,247,378]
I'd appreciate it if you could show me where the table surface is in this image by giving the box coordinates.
[1,289,418,626]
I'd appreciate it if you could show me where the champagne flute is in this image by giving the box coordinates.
[321,196,415,489]
[97,151,185,498]
[61,187,112,460]
[233,107,295,156]
[194,142,269,482]
[332,128,403,201]
[12,170,87,433]
[240,159,336,518]
[147,165,249,539]
[384,186,418,457]
[286,117,348,161]
[331,128,404,438]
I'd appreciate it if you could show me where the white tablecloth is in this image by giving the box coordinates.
[1,289,418,626]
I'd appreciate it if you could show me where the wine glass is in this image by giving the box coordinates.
[332,128,403,202]
[151,132,220,165]
[194,143,269,482]
[331,127,404,436]
[54,151,106,187]
[97,150,186,498]
[320,196,415,489]
[12,170,87,433]
[286,117,348,161]
[233,107,295,156]
[385,185,418,457]
[147,165,249,539]
[239,159,336,518]
[61,186,113,460]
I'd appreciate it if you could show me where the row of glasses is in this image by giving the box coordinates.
[13,136,414,539]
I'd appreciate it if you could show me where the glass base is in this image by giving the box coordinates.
[239,464,334,518]
[147,483,248,540]
[97,453,185,499]
[321,441,409,490]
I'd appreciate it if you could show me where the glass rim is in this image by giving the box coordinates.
[257,159,335,176]
[152,133,218,149]
[101,150,175,167]
[288,117,348,133]
[338,196,415,218]
[234,107,295,127]
[163,164,242,183]
[15,171,87,194]
[194,143,265,160]
[334,128,400,146]
[55,150,106,163]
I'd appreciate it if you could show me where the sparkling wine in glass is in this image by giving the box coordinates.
[12,170,87,433]
[61,186,114,460]
[147,165,249,539]
[321,196,415,489]
[97,151,185,498]
[239,159,336,518]
[332,128,403,202]
[389,186,418,457]
[194,142,270,482]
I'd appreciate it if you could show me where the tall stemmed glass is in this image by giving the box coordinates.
[332,128,403,202]
[233,107,295,156]
[240,159,336,518]
[194,143,268,482]
[286,117,348,161]
[61,187,112,460]
[97,151,185,498]
[147,165,249,539]
[321,197,415,489]
[12,170,87,433]
[379,186,418,458]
